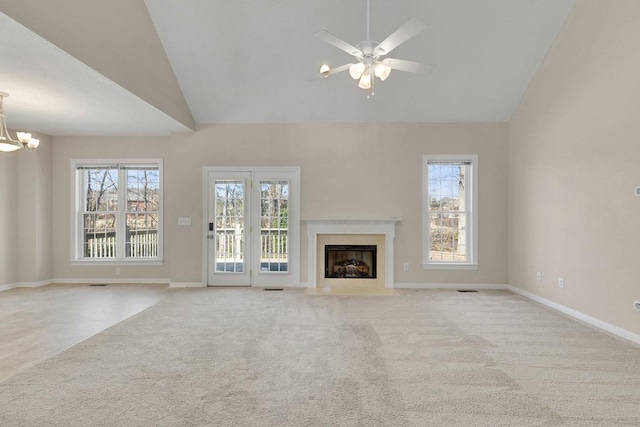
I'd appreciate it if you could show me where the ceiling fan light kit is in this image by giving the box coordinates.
[0,92,39,153]
[316,0,427,97]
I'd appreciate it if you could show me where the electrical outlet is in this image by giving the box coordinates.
[115,267,121,276]
[403,262,409,271]
[558,277,565,289]
[536,272,542,282]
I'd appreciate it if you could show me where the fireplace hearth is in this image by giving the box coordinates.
[325,245,377,279]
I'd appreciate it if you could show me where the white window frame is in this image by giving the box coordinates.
[423,154,478,269]
[70,158,163,265]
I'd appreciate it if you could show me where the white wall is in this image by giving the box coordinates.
[508,0,640,335]
[49,123,508,286]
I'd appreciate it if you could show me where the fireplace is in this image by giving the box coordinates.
[325,245,377,279]
[304,218,399,288]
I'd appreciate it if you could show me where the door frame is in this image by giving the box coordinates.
[202,166,300,287]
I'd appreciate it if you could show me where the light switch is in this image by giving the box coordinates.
[178,217,191,226]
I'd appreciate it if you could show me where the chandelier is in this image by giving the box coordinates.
[0,92,39,153]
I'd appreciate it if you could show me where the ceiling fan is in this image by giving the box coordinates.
[315,0,429,95]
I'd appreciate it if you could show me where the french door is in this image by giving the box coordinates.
[204,167,299,287]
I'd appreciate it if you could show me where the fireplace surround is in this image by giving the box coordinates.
[304,218,399,288]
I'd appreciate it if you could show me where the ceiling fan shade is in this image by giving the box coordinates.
[349,63,366,80]
[374,62,391,81]
[319,64,331,76]
[358,71,372,89]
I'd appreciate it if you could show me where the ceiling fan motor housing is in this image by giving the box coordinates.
[356,40,379,58]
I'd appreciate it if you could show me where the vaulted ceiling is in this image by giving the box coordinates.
[0,0,576,136]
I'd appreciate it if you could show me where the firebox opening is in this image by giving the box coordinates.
[324,245,377,279]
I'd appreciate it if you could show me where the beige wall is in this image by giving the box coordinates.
[0,133,52,287]
[4,0,639,342]
[49,123,508,286]
[18,134,53,284]
[50,136,171,282]
[0,0,194,130]
[0,148,19,286]
[508,0,640,334]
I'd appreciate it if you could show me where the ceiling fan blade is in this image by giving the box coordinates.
[374,18,426,57]
[323,63,353,77]
[314,31,363,58]
[384,58,426,73]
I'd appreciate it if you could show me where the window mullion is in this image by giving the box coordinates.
[117,166,127,260]
[464,169,472,262]
[78,169,85,260]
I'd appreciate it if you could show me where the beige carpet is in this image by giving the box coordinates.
[305,284,400,296]
[0,288,639,426]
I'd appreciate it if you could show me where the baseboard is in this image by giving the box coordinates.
[169,282,205,288]
[298,282,310,288]
[169,283,305,288]
[508,285,640,346]
[0,283,17,292]
[52,278,171,285]
[3,279,305,290]
[0,279,53,292]
[395,283,509,290]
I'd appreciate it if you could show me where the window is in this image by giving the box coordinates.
[423,154,477,269]
[71,159,162,264]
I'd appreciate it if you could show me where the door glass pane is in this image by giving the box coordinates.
[215,181,245,273]
[259,180,288,272]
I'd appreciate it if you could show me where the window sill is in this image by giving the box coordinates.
[71,259,164,266]
[423,263,478,270]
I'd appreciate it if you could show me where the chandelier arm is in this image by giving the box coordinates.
[0,92,37,153]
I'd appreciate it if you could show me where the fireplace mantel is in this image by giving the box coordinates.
[304,218,399,288]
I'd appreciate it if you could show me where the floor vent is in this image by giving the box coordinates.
[88,284,108,287]
[457,289,478,293]
[264,288,283,291]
